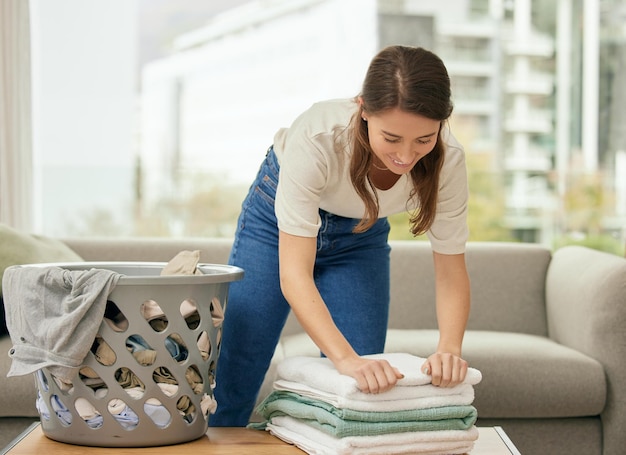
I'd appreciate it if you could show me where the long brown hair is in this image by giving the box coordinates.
[350,45,453,235]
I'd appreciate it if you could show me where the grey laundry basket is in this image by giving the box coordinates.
[31,261,243,447]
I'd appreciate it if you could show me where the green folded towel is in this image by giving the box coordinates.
[253,390,477,438]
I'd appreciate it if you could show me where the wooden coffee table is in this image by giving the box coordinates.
[3,423,520,454]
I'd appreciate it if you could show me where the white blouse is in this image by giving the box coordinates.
[273,98,468,254]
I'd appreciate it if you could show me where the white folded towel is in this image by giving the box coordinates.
[273,353,481,412]
[272,379,475,412]
[266,415,478,455]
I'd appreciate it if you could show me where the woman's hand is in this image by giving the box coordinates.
[421,352,468,387]
[336,356,404,394]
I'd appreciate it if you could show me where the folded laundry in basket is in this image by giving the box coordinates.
[3,265,120,383]
[36,392,73,426]
[266,415,478,455]
[36,374,217,431]
[160,250,203,276]
[37,390,142,430]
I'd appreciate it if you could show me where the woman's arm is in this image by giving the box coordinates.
[278,230,403,393]
[422,251,470,387]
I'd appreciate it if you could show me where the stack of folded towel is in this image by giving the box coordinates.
[254,353,482,455]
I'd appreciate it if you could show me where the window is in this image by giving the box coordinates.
[24,0,626,255]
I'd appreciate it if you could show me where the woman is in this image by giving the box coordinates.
[211,45,470,427]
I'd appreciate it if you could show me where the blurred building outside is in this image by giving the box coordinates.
[138,0,626,249]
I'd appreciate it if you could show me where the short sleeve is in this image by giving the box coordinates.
[273,105,334,237]
[274,138,328,237]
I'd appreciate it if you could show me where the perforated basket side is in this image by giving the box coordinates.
[34,262,242,447]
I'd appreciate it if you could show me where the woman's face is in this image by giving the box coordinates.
[362,106,441,175]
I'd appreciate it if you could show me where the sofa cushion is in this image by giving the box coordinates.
[0,224,83,336]
[386,330,606,418]
[273,329,606,420]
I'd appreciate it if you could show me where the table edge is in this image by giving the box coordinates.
[3,423,521,454]
[1,422,40,455]
[493,426,521,455]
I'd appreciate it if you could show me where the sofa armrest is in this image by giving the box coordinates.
[546,245,626,454]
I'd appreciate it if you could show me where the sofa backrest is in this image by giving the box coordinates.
[64,237,552,337]
[63,237,233,264]
[389,241,551,337]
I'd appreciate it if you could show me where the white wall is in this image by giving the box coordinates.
[30,0,137,235]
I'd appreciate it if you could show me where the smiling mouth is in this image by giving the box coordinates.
[390,158,412,168]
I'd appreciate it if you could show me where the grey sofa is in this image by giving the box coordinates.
[1,238,625,455]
